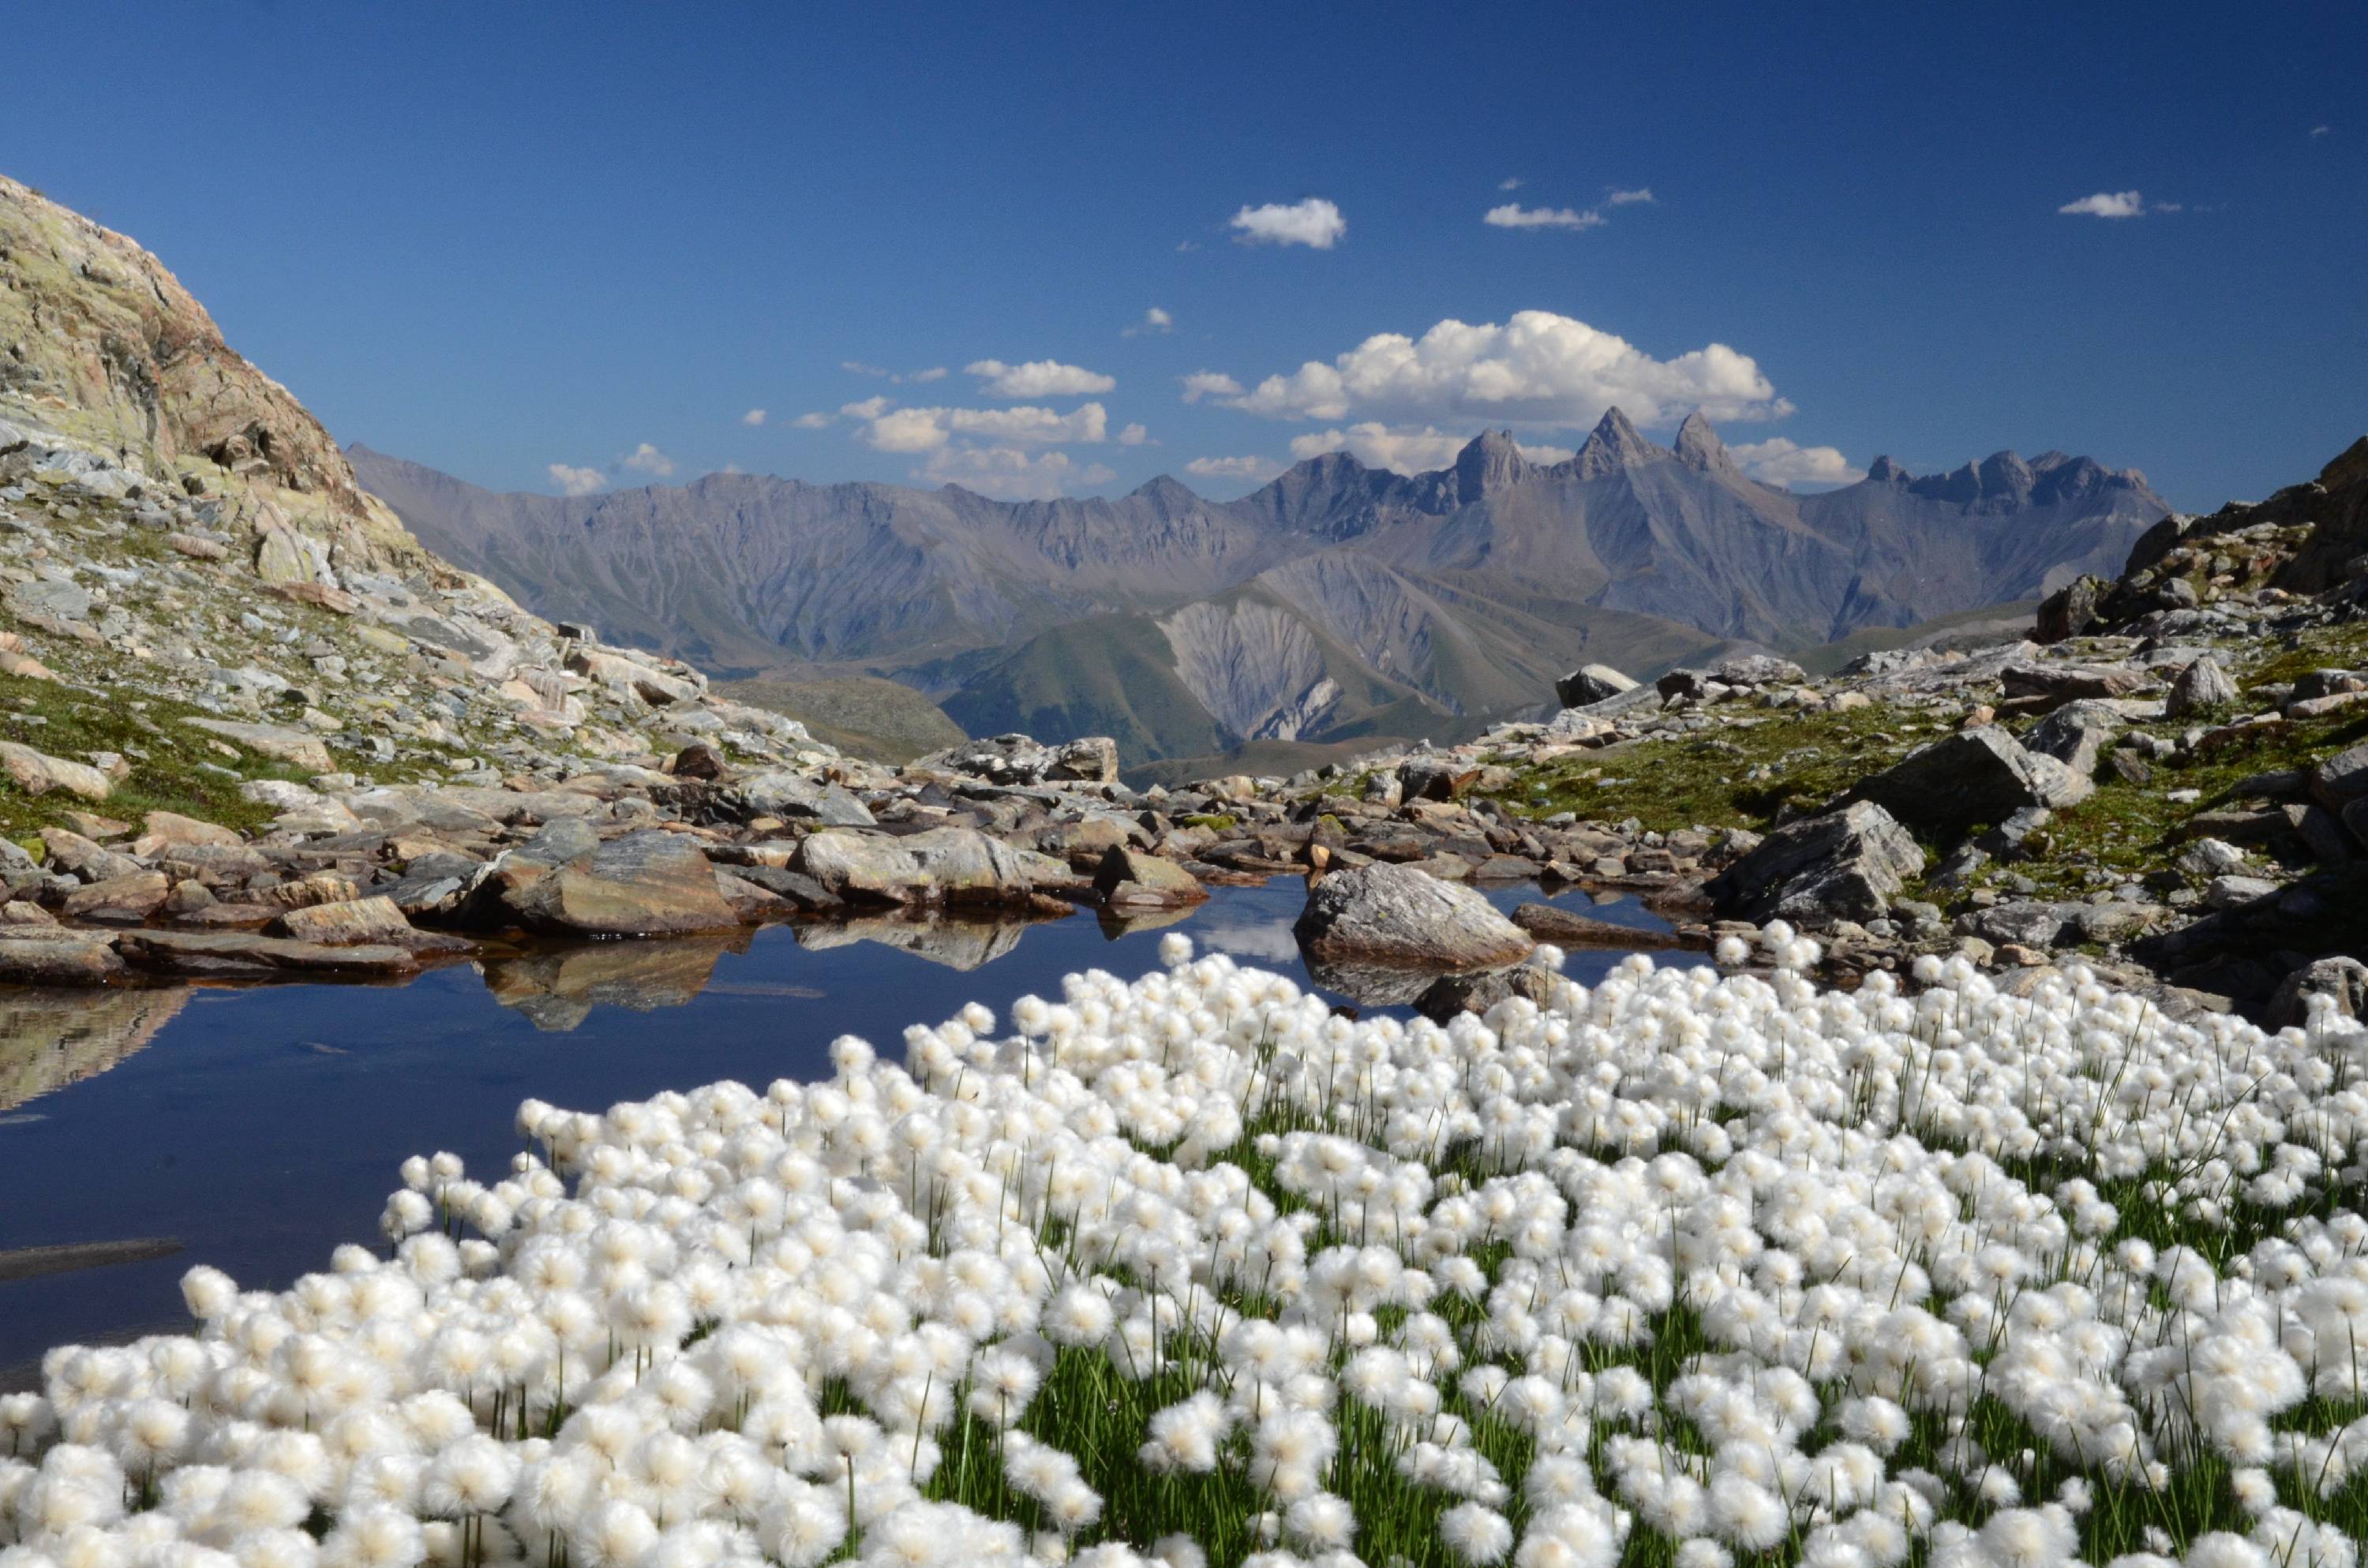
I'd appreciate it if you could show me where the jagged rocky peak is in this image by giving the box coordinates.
[1866,455,1909,484]
[1452,428,1531,500]
[1671,410,1737,474]
[1570,406,1666,478]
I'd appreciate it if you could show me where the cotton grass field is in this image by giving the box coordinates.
[6,929,2368,1568]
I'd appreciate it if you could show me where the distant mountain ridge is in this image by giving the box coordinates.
[350,413,2167,762]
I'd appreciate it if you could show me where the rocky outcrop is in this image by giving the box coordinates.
[1708,803,1926,923]
[1845,727,2092,837]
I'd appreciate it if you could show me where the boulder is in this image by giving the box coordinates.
[1415,964,1558,1024]
[1293,862,1534,971]
[0,928,124,986]
[62,870,170,922]
[2034,575,2109,644]
[2023,701,2124,777]
[1712,655,1810,688]
[1554,664,1637,708]
[1953,901,2076,949]
[2164,656,2239,718]
[1398,757,1481,803]
[505,829,739,936]
[139,810,242,849]
[1845,726,2092,836]
[903,827,1036,904]
[729,769,875,827]
[2000,664,2152,706]
[115,929,418,979]
[1707,801,1925,924]
[795,833,926,904]
[272,896,431,948]
[2311,743,2368,813]
[2265,956,2368,1032]
[182,719,335,773]
[39,827,144,882]
[1092,847,1207,909]
[916,733,1119,787]
[0,742,114,802]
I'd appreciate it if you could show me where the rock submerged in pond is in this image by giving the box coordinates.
[1294,862,1534,971]
[1510,902,1691,950]
[1707,800,1925,923]
[1092,846,1207,909]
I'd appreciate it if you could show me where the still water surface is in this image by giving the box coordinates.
[0,878,1697,1375]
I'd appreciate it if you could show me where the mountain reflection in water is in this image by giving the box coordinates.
[0,880,1695,1376]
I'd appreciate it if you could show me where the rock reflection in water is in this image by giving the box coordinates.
[479,933,754,1031]
[792,907,1071,971]
[0,988,193,1111]
[1298,952,1473,1008]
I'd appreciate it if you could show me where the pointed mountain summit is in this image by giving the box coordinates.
[1452,428,1531,503]
[1670,410,1739,477]
[1570,406,1665,478]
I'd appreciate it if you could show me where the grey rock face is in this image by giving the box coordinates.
[1707,801,1926,923]
[1294,863,1535,971]
[2165,656,2239,718]
[1847,726,2092,836]
[1554,664,1637,708]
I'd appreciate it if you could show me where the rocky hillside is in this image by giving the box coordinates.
[351,413,2165,761]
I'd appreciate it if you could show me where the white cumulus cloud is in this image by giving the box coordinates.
[839,396,894,421]
[1184,455,1285,482]
[910,366,948,383]
[1118,423,1150,447]
[547,463,605,497]
[1498,176,1523,191]
[1727,437,1865,489]
[1123,307,1175,338]
[621,443,675,477]
[1208,309,1789,430]
[740,408,767,427]
[1484,203,1605,231]
[2058,190,2145,219]
[965,358,1118,399]
[1606,187,1654,206]
[863,402,1109,453]
[918,445,1115,500]
[1180,372,1246,403]
[1229,197,1346,249]
[791,411,834,429]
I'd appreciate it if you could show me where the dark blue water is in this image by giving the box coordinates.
[0,879,1694,1375]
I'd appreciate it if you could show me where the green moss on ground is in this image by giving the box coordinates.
[0,671,335,842]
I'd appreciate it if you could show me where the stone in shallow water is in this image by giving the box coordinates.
[1293,861,1533,971]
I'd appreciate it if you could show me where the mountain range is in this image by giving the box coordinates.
[350,412,2167,765]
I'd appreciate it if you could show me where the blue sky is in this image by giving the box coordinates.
[6,2,2359,510]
